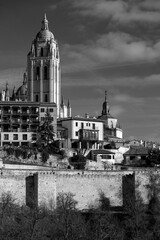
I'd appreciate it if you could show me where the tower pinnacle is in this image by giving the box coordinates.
[41,13,49,30]
[102,90,109,115]
[105,90,107,102]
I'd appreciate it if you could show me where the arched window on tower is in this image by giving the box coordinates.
[44,66,48,80]
[45,94,48,102]
[41,48,43,57]
[36,66,40,80]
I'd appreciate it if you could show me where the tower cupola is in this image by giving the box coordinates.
[36,14,54,41]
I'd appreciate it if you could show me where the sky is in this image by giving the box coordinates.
[0,0,160,142]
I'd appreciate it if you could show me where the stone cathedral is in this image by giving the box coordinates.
[0,15,71,146]
[27,14,61,115]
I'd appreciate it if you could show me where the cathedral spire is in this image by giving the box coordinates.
[5,82,10,101]
[12,86,16,101]
[67,99,71,117]
[23,72,27,85]
[105,90,107,102]
[67,99,71,108]
[41,13,49,30]
[102,90,109,116]
[61,96,64,106]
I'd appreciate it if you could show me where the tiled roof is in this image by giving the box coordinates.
[59,117,104,123]
[90,149,115,155]
[124,146,148,155]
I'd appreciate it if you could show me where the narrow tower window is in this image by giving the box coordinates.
[45,94,48,102]
[41,48,43,57]
[35,95,39,102]
[44,66,48,80]
[36,67,40,80]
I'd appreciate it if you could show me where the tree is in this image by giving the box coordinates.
[48,192,87,240]
[36,109,60,162]
[69,150,87,170]
[147,148,160,166]
[85,192,124,240]
[37,108,56,148]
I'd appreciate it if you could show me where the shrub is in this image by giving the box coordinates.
[69,154,86,170]
[41,150,49,163]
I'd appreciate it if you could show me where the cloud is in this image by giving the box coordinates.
[0,68,24,91]
[110,105,125,117]
[61,32,160,74]
[113,94,144,104]
[63,71,160,93]
[49,4,57,10]
[69,0,160,23]
[140,0,160,11]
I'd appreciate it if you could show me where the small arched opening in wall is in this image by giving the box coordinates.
[41,48,43,57]
[44,66,48,80]
[36,66,40,80]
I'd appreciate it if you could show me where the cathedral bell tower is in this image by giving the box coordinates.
[27,14,61,117]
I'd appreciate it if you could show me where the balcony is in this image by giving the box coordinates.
[21,111,29,115]
[21,119,30,124]
[30,108,39,115]
[3,111,11,115]
[21,129,28,132]
[79,129,99,141]
[12,111,20,115]
[2,119,10,124]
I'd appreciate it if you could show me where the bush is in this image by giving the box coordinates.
[69,154,86,170]
[41,150,49,163]
[14,148,22,159]
[5,147,14,156]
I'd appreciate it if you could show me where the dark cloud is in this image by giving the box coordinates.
[69,0,160,23]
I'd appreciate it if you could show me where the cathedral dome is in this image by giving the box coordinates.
[16,84,27,96]
[36,14,54,41]
[36,29,54,41]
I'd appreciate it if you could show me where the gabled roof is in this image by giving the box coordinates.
[124,146,148,156]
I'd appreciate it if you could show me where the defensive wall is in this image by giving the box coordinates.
[0,166,158,210]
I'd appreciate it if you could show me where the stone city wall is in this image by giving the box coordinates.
[0,168,159,210]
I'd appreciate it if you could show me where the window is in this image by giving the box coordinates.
[23,134,27,140]
[49,108,54,112]
[41,117,45,121]
[92,123,95,130]
[13,134,18,140]
[86,123,88,126]
[35,95,39,102]
[41,48,43,57]
[4,134,9,140]
[51,117,54,121]
[36,66,40,80]
[32,134,37,141]
[75,122,78,127]
[44,66,48,79]
[45,94,48,102]
[41,108,45,112]
[81,123,84,129]
[75,131,78,136]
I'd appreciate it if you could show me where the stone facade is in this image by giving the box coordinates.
[0,168,156,210]
[27,14,61,117]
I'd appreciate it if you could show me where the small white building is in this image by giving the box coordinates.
[58,116,104,149]
[98,91,123,140]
